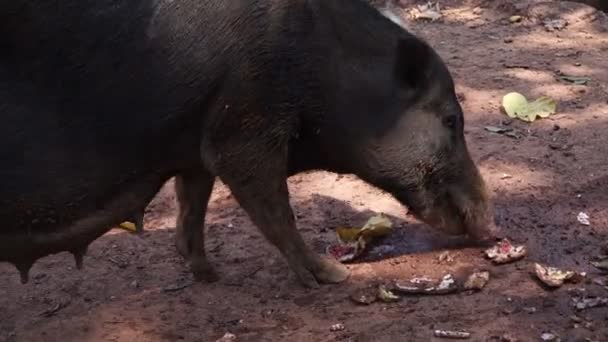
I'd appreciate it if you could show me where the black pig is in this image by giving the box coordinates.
[0,0,496,288]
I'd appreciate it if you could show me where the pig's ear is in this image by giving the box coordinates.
[393,37,433,90]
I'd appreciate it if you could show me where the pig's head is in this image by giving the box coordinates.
[319,31,498,243]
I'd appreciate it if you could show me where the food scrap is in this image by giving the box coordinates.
[577,212,590,226]
[351,284,401,305]
[377,285,400,303]
[326,244,358,263]
[534,263,584,288]
[463,271,490,291]
[410,2,442,22]
[485,239,526,264]
[509,15,522,23]
[326,214,393,262]
[395,274,457,295]
[438,251,456,264]
[350,288,377,305]
[118,221,137,232]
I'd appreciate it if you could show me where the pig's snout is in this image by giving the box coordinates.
[456,182,499,245]
[465,213,499,246]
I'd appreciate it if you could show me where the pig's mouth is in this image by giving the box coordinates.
[399,187,498,245]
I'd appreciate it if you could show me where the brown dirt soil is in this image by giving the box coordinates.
[2,1,608,341]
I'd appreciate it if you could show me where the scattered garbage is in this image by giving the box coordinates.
[502,92,557,123]
[330,323,345,332]
[485,239,526,264]
[534,263,584,288]
[577,212,590,226]
[410,2,442,21]
[434,329,471,339]
[543,18,568,31]
[463,271,490,291]
[326,214,393,262]
[395,274,457,295]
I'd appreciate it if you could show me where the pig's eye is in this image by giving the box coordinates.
[443,115,457,128]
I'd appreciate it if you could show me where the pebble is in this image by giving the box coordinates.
[540,332,558,341]
[330,323,345,332]
[215,333,237,342]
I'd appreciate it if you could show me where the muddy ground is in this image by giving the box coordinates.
[1,1,608,341]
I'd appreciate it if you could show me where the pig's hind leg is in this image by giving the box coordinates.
[175,167,218,282]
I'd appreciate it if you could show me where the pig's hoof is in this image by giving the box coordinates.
[191,259,219,283]
[314,257,350,284]
[293,266,321,289]
[292,257,350,288]
[175,234,189,258]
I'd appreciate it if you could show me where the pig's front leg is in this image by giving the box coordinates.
[217,144,349,288]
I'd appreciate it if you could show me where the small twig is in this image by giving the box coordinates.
[39,301,69,317]
[225,266,263,286]
[162,280,193,292]
[434,330,471,339]
[244,265,263,279]
[503,63,530,69]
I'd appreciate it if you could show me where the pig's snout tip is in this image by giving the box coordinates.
[463,211,500,243]
[468,224,501,247]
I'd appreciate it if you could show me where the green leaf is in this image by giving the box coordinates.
[360,214,393,239]
[335,227,361,243]
[119,221,136,232]
[502,92,528,118]
[501,92,557,122]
